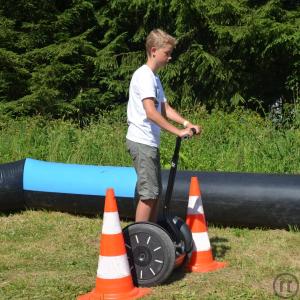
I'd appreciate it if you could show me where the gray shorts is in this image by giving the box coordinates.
[126,139,162,201]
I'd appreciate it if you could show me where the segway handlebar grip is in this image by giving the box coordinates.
[182,127,197,140]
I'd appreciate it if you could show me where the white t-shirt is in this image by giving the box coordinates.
[126,64,166,147]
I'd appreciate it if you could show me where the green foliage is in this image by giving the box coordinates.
[0,49,30,101]
[0,0,299,119]
[1,108,299,174]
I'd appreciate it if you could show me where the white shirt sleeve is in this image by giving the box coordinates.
[136,68,157,101]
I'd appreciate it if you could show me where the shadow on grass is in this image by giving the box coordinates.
[164,260,189,285]
[0,209,24,217]
[210,236,230,259]
[164,236,230,285]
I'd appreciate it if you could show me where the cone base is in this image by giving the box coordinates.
[187,260,227,273]
[77,286,151,300]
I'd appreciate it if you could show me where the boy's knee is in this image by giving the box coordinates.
[140,198,158,207]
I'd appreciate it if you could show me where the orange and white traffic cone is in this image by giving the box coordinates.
[186,177,227,273]
[78,188,151,300]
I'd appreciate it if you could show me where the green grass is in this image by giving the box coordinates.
[0,210,299,299]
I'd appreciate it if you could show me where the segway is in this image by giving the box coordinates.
[123,129,196,287]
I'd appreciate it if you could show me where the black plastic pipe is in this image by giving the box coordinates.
[1,159,299,229]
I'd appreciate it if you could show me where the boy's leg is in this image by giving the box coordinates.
[126,139,162,223]
[150,198,159,221]
[135,198,158,222]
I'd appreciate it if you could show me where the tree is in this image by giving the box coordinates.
[0,0,299,119]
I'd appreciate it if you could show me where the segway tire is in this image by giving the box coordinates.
[172,216,194,254]
[123,222,175,287]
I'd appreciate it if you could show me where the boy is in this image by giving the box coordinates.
[126,29,201,222]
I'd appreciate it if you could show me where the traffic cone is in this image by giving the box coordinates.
[185,177,227,273]
[78,188,151,300]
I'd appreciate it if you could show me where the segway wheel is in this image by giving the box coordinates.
[123,222,175,287]
[172,216,194,254]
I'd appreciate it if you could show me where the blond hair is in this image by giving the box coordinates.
[145,29,177,57]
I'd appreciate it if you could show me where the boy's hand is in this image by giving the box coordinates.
[178,128,195,138]
[187,123,202,135]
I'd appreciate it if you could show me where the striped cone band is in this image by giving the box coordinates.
[97,254,131,279]
[102,211,122,234]
[187,195,204,215]
[192,232,211,251]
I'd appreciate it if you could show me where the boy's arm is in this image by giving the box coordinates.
[162,102,186,126]
[162,102,201,133]
[143,98,192,137]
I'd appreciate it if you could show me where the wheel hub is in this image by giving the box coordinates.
[133,246,152,267]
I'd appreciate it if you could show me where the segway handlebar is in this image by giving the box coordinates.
[163,127,197,214]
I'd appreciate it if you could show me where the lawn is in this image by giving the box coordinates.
[1,210,299,299]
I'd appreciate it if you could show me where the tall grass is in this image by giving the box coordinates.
[1,107,299,173]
